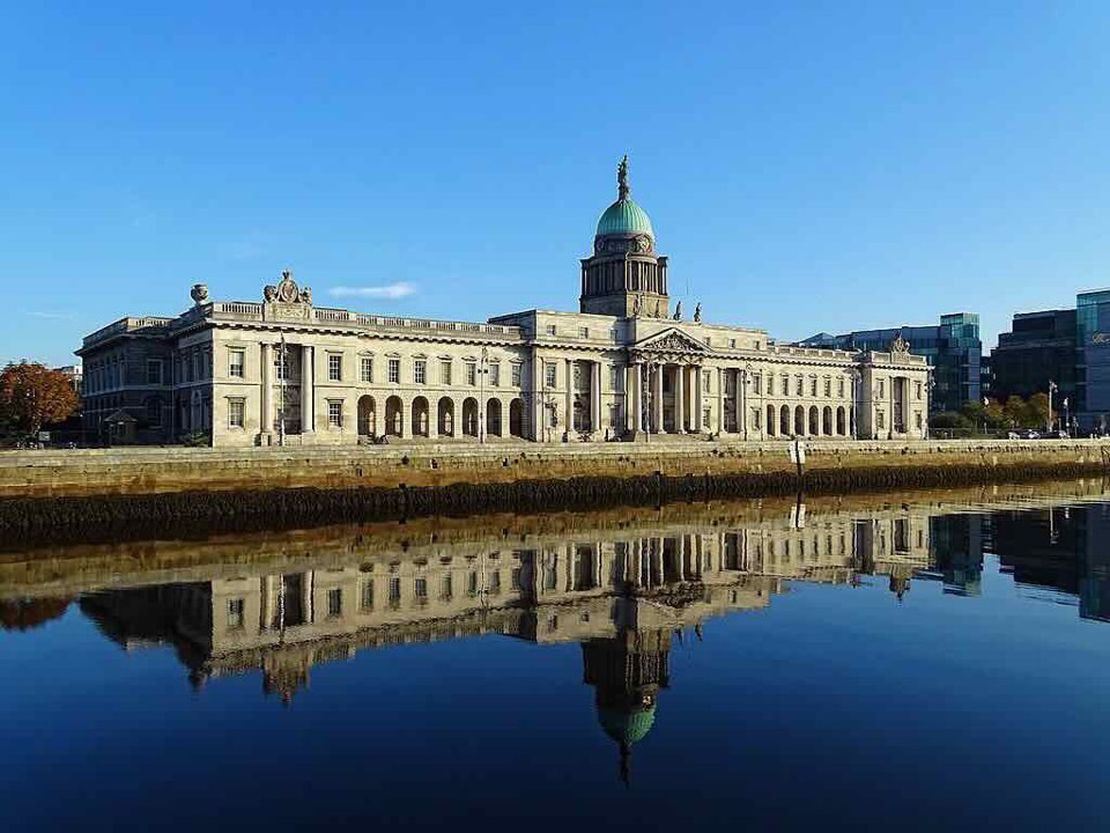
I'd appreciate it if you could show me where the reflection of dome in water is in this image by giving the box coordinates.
[598,705,656,746]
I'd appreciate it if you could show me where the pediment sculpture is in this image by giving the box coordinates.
[264,269,313,305]
[890,335,910,355]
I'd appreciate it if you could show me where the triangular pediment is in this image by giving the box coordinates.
[632,327,711,354]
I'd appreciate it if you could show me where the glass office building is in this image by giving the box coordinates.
[799,313,981,413]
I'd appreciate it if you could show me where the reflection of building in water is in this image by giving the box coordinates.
[78,508,934,701]
[992,503,1110,623]
[916,513,987,597]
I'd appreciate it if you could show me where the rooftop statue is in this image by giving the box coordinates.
[617,154,630,200]
[693,303,702,323]
[673,301,683,321]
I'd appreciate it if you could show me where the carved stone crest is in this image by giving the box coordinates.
[264,269,313,306]
[890,335,910,355]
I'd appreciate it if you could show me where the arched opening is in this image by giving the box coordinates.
[780,405,790,436]
[486,398,502,437]
[357,395,376,438]
[437,397,454,437]
[766,404,776,437]
[385,396,403,437]
[462,397,479,437]
[808,406,819,436]
[794,405,805,436]
[509,398,525,438]
[411,396,429,437]
[836,406,847,436]
[822,406,833,436]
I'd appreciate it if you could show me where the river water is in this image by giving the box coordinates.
[3,484,1110,831]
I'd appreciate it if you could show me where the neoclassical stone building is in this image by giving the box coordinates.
[77,158,929,446]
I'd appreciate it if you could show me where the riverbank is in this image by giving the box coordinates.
[1,438,1108,498]
[1,440,1108,546]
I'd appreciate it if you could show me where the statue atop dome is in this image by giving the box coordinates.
[617,154,630,200]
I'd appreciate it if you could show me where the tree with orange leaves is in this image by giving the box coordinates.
[0,361,80,437]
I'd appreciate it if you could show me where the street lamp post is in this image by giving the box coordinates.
[1048,380,1058,434]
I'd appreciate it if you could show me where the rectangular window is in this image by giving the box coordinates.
[610,366,623,392]
[878,380,886,398]
[810,377,818,396]
[327,588,342,618]
[578,326,589,339]
[915,382,923,399]
[360,356,374,383]
[824,378,832,397]
[388,577,401,603]
[414,577,428,599]
[752,373,761,395]
[360,579,374,611]
[388,358,400,384]
[228,398,245,428]
[730,338,737,349]
[795,375,803,396]
[414,359,427,384]
[327,400,343,428]
[768,375,775,395]
[466,362,477,386]
[489,363,500,387]
[545,324,557,337]
[146,359,163,385]
[838,378,845,397]
[782,374,789,395]
[440,574,453,600]
[440,359,452,385]
[511,363,522,387]
[274,352,289,381]
[877,410,886,429]
[228,349,245,378]
[704,370,711,393]
[915,412,923,428]
[226,598,244,629]
[753,407,762,429]
[489,571,501,594]
[327,354,342,382]
[511,568,521,590]
[545,364,557,388]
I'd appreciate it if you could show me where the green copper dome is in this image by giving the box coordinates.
[596,198,654,239]
[598,706,656,746]
[595,154,654,240]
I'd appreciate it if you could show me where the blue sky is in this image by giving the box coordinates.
[2,1,1109,366]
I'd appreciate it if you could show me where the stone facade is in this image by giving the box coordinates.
[76,160,930,447]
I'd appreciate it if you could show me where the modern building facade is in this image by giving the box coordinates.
[990,308,1077,409]
[77,158,930,446]
[799,313,981,413]
[989,290,1110,433]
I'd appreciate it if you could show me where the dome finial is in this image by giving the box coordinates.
[617,154,630,200]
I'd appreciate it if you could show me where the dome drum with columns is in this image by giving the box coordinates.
[76,155,931,448]
[581,155,669,319]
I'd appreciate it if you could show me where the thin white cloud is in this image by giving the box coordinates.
[328,282,417,300]
[25,311,76,320]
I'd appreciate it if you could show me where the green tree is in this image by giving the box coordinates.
[1028,392,1051,428]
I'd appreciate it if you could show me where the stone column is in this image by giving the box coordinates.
[693,366,703,433]
[675,364,685,433]
[648,364,657,433]
[735,371,744,435]
[716,368,724,434]
[531,352,544,442]
[301,345,314,434]
[591,361,602,434]
[564,359,574,437]
[399,397,410,439]
[260,342,273,440]
[629,362,642,433]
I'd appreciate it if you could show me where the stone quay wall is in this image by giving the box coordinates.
[1,439,1108,499]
